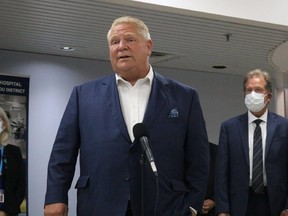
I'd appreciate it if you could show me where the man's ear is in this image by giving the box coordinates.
[147,40,153,56]
[266,93,272,102]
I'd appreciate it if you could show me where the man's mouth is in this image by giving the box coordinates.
[118,55,130,59]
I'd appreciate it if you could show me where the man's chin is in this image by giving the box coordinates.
[115,63,134,72]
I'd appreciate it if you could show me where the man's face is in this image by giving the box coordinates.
[108,23,152,79]
[244,76,271,114]
[245,76,269,96]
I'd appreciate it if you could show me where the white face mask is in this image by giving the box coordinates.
[245,91,268,112]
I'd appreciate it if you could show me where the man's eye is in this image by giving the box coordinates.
[110,40,119,45]
[128,38,135,42]
[256,88,263,92]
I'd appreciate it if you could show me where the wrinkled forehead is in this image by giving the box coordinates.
[246,75,266,85]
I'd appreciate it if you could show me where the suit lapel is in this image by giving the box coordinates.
[237,112,277,163]
[104,75,131,142]
[103,72,170,145]
[237,113,250,165]
[142,72,167,128]
[131,72,168,148]
[265,112,277,158]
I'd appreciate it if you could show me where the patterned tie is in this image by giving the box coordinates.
[252,119,264,194]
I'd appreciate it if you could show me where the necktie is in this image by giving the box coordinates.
[252,119,264,194]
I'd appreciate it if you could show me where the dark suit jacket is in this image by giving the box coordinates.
[1,144,25,215]
[45,72,209,216]
[198,143,217,216]
[215,112,288,216]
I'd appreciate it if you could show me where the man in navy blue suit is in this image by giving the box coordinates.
[44,16,209,216]
[215,69,288,216]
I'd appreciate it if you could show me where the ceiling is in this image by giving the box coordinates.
[1,0,288,88]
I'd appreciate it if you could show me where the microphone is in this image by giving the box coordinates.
[133,123,158,176]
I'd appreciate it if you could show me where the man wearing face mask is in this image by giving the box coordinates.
[215,69,288,216]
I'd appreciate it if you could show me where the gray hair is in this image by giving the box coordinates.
[107,16,151,42]
[243,69,272,93]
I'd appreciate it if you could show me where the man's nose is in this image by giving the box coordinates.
[118,40,128,50]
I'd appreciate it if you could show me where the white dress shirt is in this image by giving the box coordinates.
[248,109,268,186]
[116,66,153,141]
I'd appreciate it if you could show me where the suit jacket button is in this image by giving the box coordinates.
[124,176,130,181]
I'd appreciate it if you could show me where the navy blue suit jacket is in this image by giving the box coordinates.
[45,72,209,216]
[215,111,288,216]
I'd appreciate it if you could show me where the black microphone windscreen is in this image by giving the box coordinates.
[133,123,149,140]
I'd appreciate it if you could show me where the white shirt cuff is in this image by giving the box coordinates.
[189,207,197,214]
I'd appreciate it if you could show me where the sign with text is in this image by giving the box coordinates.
[0,74,29,215]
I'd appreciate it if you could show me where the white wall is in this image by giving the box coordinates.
[0,50,111,216]
[131,0,288,29]
[0,49,271,216]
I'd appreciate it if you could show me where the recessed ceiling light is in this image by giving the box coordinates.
[60,46,75,51]
[212,65,227,69]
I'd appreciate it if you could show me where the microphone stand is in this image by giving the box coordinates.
[139,154,145,216]
[139,153,159,216]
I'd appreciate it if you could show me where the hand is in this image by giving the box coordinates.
[280,210,288,216]
[218,213,230,216]
[191,210,197,216]
[44,203,68,216]
[0,211,7,216]
[201,199,215,214]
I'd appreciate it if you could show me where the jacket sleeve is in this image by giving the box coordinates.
[44,87,80,205]
[215,123,230,214]
[184,89,210,211]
